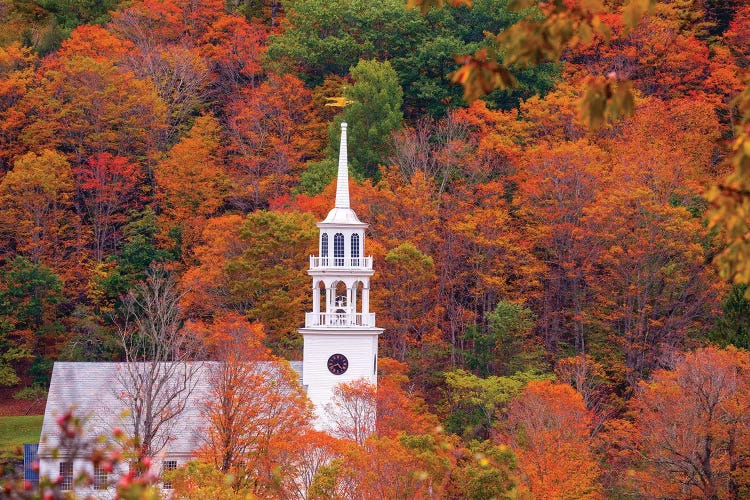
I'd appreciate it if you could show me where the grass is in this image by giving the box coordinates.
[0,415,43,457]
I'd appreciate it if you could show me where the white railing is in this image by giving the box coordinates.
[309,256,373,269]
[305,312,376,328]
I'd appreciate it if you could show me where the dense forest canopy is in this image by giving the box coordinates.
[1,0,749,497]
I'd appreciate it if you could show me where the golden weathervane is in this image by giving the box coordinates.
[324,96,354,108]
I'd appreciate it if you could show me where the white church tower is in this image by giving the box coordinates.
[300,122,383,428]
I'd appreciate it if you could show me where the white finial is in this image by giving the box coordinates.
[335,122,350,209]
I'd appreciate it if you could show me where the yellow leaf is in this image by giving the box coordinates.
[622,0,655,32]
[578,22,593,45]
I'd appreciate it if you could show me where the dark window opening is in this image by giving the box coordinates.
[351,234,360,263]
[162,460,177,489]
[59,461,73,490]
[334,233,344,266]
[94,465,108,490]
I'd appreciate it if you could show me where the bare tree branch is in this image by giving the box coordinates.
[115,265,204,460]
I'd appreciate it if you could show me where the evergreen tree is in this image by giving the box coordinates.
[338,59,403,180]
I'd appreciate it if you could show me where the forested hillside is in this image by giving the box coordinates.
[1,0,749,497]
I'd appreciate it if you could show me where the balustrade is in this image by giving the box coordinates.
[305,312,376,327]
[309,256,373,269]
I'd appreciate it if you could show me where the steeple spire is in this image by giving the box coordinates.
[335,122,350,209]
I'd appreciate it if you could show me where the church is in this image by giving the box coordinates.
[36,121,383,495]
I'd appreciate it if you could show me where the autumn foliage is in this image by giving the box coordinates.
[0,0,748,497]
[605,347,750,498]
[501,380,602,499]
[193,313,316,496]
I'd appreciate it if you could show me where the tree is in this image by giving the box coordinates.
[388,110,471,196]
[440,0,651,126]
[227,210,318,356]
[710,285,750,350]
[372,242,443,365]
[443,369,548,440]
[17,53,166,166]
[56,24,134,64]
[267,0,422,86]
[350,160,540,378]
[115,266,203,460]
[605,347,750,498]
[464,301,540,377]
[0,149,77,268]
[288,430,344,500]
[554,353,613,427]
[325,379,377,445]
[178,214,247,318]
[0,42,39,172]
[268,0,556,116]
[584,186,720,390]
[196,314,314,496]
[125,44,212,145]
[295,66,405,189]
[517,139,607,356]
[193,314,270,472]
[724,5,750,70]
[501,380,603,499]
[309,434,444,499]
[708,81,750,297]
[96,207,176,302]
[310,430,520,499]
[446,439,521,500]
[337,59,403,179]
[229,0,284,27]
[187,311,269,360]
[165,461,255,500]
[568,10,716,100]
[110,0,191,50]
[199,14,267,95]
[33,0,119,40]
[439,179,542,366]
[75,151,142,261]
[605,96,720,207]
[226,73,322,209]
[155,113,229,224]
[0,257,64,386]
[375,357,437,437]
[357,167,442,254]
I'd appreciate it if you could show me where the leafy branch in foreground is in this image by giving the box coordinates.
[708,83,750,294]
[2,410,162,500]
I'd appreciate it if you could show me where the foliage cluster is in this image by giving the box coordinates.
[0,0,747,497]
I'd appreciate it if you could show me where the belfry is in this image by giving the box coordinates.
[300,121,383,427]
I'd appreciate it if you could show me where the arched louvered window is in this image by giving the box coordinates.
[351,234,360,265]
[334,233,344,266]
[321,233,329,259]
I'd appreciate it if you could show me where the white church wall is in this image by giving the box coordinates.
[302,333,378,429]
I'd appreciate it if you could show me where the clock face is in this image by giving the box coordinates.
[327,353,348,375]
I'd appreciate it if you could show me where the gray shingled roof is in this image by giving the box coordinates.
[39,361,303,458]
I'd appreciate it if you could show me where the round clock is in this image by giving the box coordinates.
[327,353,348,375]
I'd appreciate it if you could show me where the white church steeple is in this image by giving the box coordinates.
[300,121,383,429]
